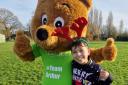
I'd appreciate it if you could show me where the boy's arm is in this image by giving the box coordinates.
[90,71,113,85]
[85,63,101,83]
[98,74,113,85]
[86,63,113,85]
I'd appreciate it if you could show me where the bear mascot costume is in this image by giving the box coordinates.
[14,0,117,85]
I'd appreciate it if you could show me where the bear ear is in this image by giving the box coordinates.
[80,0,92,9]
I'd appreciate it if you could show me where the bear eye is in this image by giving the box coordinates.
[54,17,64,28]
[42,14,48,25]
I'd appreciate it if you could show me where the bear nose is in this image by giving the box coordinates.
[36,28,48,41]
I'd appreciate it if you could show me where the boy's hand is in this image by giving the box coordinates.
[99,70,109,81]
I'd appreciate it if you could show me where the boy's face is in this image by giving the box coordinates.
[71,43,90,64]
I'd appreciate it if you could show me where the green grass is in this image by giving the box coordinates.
[0,42,42,85]
[0,41,128,85]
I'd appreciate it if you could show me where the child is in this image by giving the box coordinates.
[71,38,113,85]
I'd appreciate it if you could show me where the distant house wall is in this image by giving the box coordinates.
[0,34,5,43]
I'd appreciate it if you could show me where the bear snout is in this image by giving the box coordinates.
[36,28,48,41]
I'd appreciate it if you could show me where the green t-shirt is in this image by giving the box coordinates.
[32,44,73,85]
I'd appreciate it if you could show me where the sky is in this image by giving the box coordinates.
[0,0,128,30]
[93,0,128,30]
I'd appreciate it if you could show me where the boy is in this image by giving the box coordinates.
[71,38,113,85]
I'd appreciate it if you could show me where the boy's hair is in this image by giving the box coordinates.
[70,37,89,50]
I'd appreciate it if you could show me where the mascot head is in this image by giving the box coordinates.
[31,0,92,52]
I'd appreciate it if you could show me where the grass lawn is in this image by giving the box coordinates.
[0,41,128,85]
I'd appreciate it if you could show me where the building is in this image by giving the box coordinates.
[0,34,5,43]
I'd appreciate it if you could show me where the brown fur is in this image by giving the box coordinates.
[90,38,117,63]
[14,0,117,63]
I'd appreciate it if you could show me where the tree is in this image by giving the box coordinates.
[87,8,94,40]
[119,19,124,36]
[106,12,113,38]
[0,8,24,40]
[98,11,103,31]
[106,11,117,39]
[88,8,102,40]
[25,19,32,37]
[93,8,99,40]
